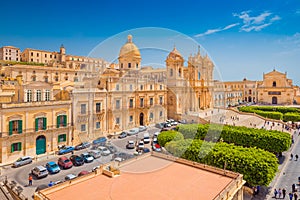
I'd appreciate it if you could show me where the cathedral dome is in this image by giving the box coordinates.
[119,35,141,59]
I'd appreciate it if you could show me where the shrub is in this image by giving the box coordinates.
[165,139,278,186]
[283,112,300,122]
[157,131,184,147]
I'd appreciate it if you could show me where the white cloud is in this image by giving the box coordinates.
[233,11,280,32]
[194,23,239,37]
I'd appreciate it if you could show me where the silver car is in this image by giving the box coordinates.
[13,156,32,167]
[31,166,48,179]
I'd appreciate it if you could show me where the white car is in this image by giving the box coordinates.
[31,166,48,179]
[65,174,77,181]
[139,126,147,132]
[98,146,111,156]
[143,133,150,144]
[128,128,139,135]
[153,132,160,138]
[137,141,144,150]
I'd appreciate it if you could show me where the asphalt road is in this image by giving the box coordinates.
[1,126,161,199]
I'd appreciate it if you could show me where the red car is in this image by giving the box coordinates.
[58,156,73,169]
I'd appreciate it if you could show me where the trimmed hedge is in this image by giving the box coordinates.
[239,106,300,122]
[165,139,278,186]
[177,124,291,153]
[157,131,184,147]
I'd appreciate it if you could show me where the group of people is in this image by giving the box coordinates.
[274,188,287,199]
[291,153,299,161]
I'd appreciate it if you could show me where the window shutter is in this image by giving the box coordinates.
[63,115,67,127]
[18,142,22,151]
[18,120,22,134]
[43,117,47,130]
[57,116,60,128]
[63,134,66,141]
[35,118,39,131]
[11,144,14,153]
[9,121,13,135]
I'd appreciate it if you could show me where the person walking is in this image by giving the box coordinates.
[292,184,296,193]
[290,192,294,200]
[274,188,278,198]
[283,188,286,199]
[294,192,298,200]
[291,154,294,160]
[296,154,299,161]
[278,188,282,198]
[28,175,33,186]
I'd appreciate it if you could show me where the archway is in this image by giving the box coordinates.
[248,96,252,102]
[139,113,144,126]
[36,135,46,155]
[272,96,278,105]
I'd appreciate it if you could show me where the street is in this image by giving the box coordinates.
[0,126,160,199]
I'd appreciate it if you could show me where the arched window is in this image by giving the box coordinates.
[273,81,276,87]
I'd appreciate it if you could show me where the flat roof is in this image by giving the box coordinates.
[45,155,236,200]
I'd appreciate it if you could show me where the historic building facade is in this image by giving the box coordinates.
[0,46,21,61]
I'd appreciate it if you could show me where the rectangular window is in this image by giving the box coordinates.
[160,85,163,90]
[27,90,32,102]
[128,63,131,68]
[9,120,22,135]
[45,77,48,83]
[45,90,50,101]
[140,85,143,90]
[150,97,153,106]
[129,115,133,122]
[11,142,22,153]
[140,98,144,107]
[129,99,134,108]
[150,85,153,90]
[58,134,66,142]
[159,96,163,105]
[129,85,133,91]
[31,52,33,56]
[57,115,67,128]
[116,99,120,109]
[35,117,47,131]
[116,117,120,124]
[36,90,41,102]
[96,122,101,129]
[96,103,101,113]
[198,72,201,80]
[81,104,86,114]
[37,53,39,57]
[159,111,163,117]
[116,84,120,91]
[81,124,86,132]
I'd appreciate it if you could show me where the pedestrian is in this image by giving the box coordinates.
[28,175,33,186]
[296,155,299,161]
[278,188,282,198]
[290,192,294,200]
[294,192,298,200]
[274,188,278,198]
[283,188,286,199]
[291,154,294,160]
[292,184,296,193]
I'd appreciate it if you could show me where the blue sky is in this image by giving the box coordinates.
[1,0,300,84]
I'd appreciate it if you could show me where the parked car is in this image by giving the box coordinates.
[81,153,94,163]
[78,170,89,177]
[155,123,165,129]
[31,166,48,179]
[70,155,84,166]
[138,125,147,132]
[118,131,127,139]
[178,119,187,124]
[126,140,135,149]
[88,150,101,159]
[143,148,151,153]
[152,143,162,152]
[152,137,158,145]
[171,121,178,126]
[57,156,73,169]
[153,132,160,138]
[98,146,111,156]
[65,174,77,181]
[45,161,61,174]
[137,141,144,150]
[13,156,32,168]
[112,152,134,161]
[106,144,117,153]
[127,128,139,135]
[143,133,150,144]
[74,142,91,150]
[92,137,107,146]
[58,146,75,155]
